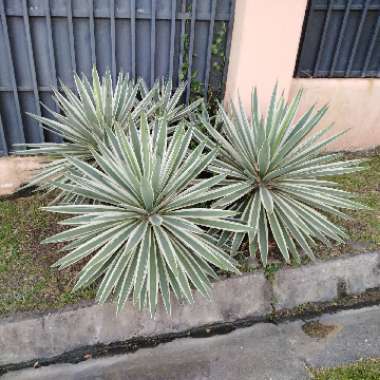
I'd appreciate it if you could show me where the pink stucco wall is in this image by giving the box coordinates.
[224,0,380,151]
[224,0,308,113]
[290,78,380,151]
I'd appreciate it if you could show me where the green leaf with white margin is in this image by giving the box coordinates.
[140,177,155,211]
[156,250,171,314]
[52,224,130,269]
[80,224,137,274]
[153,225,178,274]
[263,83,277,138]
[259,185,274,213]
[174,241,211,298]
[133,227,152,303]
[257,209,268,266]
[151,117,167,193]
[147,236,158,316]
[257,141,271,176]
[96,247,132,304]
[247,190,262,241]
[267,211,290,263]
[189,218,253,232]
[172,209,238,219]
[166,222,239,273]
[116,251,139,312]
[124,222,148,253]
[140,114,152,177]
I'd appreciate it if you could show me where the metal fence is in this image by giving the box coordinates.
[295,0,380,78]
[0,0,235,156]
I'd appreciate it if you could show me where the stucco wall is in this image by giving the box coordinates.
[224,0,308,112]
[224,0,380,151]
[290,79,380,151]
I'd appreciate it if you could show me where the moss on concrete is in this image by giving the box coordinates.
[302,320,340,338]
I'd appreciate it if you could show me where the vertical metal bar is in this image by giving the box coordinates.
[130,0,136,79]
[203,0,216,98]
[178,0,187,85]
[185,0,197,104]
[110,0,116,82]
[0,111,8,155]
[313,0,334,76]
[45,0,63,143]
[330,0,352,76]
[222,0,236,91]
[363,15,380,77]
[22,0,44,142]
[67,0,76,73]
[89,0,96,68]
[45,0,58,90]
[168,0,176,81]
[346,0,371,77]
[0,0,25,145]
[150,0,156,86]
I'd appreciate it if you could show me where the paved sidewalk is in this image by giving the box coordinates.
[3,305,380,380]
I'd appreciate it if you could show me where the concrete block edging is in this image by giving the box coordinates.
[0,251,379,367]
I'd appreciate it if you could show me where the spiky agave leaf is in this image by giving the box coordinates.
[138,78,203,126]
[194,86,366,266]
[42,115,251,315]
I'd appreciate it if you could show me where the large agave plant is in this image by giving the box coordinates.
[43,116,250,315]
[194,86,365,266]
[18,67,202,203]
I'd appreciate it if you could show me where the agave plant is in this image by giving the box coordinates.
[43,116,250,315]
[194,86,365,266]
[18,67,202,203]
[16,68,142,201]
[139,78,203,125]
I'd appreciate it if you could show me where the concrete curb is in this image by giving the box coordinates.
[273,251,380,309]
[0,251,379,367]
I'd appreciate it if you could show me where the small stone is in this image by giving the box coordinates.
[246,256,259,268]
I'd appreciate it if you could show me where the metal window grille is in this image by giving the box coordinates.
[295,0,380,78]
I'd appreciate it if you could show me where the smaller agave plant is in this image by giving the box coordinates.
[18,67,202,203]
[17,68,144,203]
[139,78,203,125]
[195,86,365,266]
[42,115,251,315]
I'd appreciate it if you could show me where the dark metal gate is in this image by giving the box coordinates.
[0,0,235,155]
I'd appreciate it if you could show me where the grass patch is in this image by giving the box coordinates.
[0,193,96,317]
[312,358,380,380]
[314,149,380,259]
